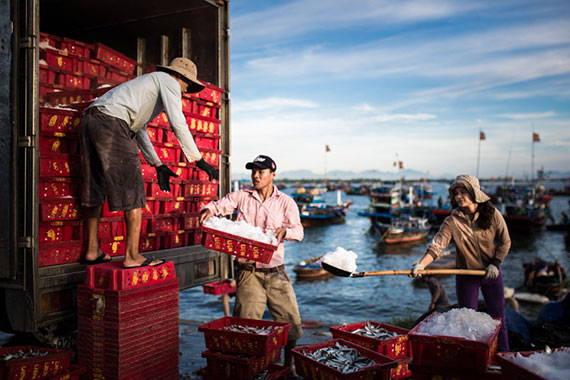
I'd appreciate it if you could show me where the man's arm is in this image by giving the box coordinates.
[200,191,242,224]
[279,198,304,242]
[135,126,161,167]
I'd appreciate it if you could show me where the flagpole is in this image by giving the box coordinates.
[324,145,327,188]
[531,132,535,186]
[476,130,481,178]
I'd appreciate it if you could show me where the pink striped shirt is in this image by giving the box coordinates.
[201,186,304,268]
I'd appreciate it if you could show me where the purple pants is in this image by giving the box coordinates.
[456,272,510,352]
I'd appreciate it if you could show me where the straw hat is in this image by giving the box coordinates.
[449,174,490,203]
[157,57,205,93]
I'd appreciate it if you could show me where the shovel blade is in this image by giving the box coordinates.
[321,262,353,277]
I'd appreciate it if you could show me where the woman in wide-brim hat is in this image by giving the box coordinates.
[410,175,511,352]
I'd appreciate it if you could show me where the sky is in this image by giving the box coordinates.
[228,0,570,179]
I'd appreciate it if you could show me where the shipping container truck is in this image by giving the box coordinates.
[0,0,231,348]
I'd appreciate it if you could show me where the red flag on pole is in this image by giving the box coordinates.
[325,145,331,152]
[398,161,403,169]
[532,133,540,142]
[479,131,486,140]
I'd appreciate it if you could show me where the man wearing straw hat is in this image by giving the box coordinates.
[199,155,304,378]
[80,57,218,268]
[410,175,511,352]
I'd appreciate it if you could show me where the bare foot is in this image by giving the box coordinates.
[123,255,163,268]
[84,249,111,262]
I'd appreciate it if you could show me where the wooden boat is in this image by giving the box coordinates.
[292,255,332,280]
[293,187,352,227]
[377,215,431,244]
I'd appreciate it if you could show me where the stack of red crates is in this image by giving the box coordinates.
[38,32,136,267]
[37,31,225,266]
[330,321,412,379]
[138,81,224,253]
[197,316,292,380]
[77,260,179,380]
[407,312,503,379]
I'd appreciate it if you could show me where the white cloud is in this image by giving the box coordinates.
[498,111,556,120]
[232,97,318,113]
[374,113,437,122]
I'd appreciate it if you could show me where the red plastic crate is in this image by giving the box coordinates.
[495,348,569,380]
[189,197,217,212]
[291,338,397,380]
[83,260,176,290]
[39,221,82,244]
[190,166,218,181]
[391,357,412,379]
[408,312,501,374]
[40,107,82,133]
[196,81,224,104]
[93,43,137,75]
[0,346,73,380]
[172,165,190,180]
[186,114,220,134]
[97,219,126,240]
[141,163,156,180]
[38,240,82,267]
[41,49,75,71]
[39,180,78,199]
[39,154,81,177]
[60,73,91,91]
[184,180,218,197]
[152,217,176,233]
[197,364,290,380]
[202,280,236,295]
[39,134,79,155]
[198,316,291,356]
[39,66,58,85]
[40,200,80,221]
[101,201,124,217]
[98,238,127,257]
[196,101,219,119]
[199,148,222,166]
[60,37,93,58]
[141,199,155,216]
[77,58,104,76]
[330,321,410,359]
[47,364,85,380]
[201,348,280,380]
[201,226,278,264]
[155,143,179,163]
[408,361,503,380]
[162,231,187,249]
[183,212,200,230]
[194,133,220,149]
[40,32,61,48]
[139,233,159,252]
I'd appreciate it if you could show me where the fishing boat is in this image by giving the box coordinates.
[358,182,402,226]
[292,255,332,280]
[377,215,431,244]
[293,186,352,227]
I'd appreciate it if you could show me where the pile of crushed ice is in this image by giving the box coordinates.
[509,348,570,380]
[203,217,277,245]
[320,247,358,273]
[415,308,501,342]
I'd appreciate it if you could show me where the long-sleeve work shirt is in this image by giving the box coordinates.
[88,71,202,166]
[202,186,304,268]
[426,208,511,269]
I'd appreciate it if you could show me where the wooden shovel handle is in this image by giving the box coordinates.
[354,269,486,277]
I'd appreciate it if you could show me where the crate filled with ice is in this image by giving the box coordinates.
[408,308,502,373]
[496,347,570,380]
[201,217,278,264]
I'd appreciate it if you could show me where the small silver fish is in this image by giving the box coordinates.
[221,324,275,335]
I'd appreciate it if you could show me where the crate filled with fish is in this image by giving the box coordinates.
[200,348,281,380]
[201,217,279,264]
[291,339,397,380]
[0,346,74,380]
[408,308,502,374]
[330,321,410,359]
[197,363,290,380]
[496,347,570,380]
[198,316,291,355]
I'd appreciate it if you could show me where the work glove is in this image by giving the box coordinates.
[156,165,179,192]
[484,264,499,279]
[410,260,425,278]
[196,158,219,181]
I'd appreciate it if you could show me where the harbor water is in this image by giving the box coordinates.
[180,182,570,326]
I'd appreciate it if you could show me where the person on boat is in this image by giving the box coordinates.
[79,57,218,268]
[199,155,304,377]
[410,174,511,352]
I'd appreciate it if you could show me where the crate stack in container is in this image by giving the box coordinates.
[330,321,412,379]
[38,32,136,267]
[406,312,503,379]
[77,260,179,380]
[197,316,292,380]
[140,83,223,253]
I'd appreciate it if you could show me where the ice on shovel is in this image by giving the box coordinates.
[203,217,278,245]
[320,247,358,273]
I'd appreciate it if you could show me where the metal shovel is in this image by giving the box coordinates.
[322,262,486,277]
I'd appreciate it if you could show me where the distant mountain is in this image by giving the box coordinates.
[232,168,432,180]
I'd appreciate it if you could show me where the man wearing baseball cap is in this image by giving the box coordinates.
[200,155,304,377]
[79,57,218,268]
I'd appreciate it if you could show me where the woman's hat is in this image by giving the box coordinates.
[449,174,490,203]
[157,57,205,93]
